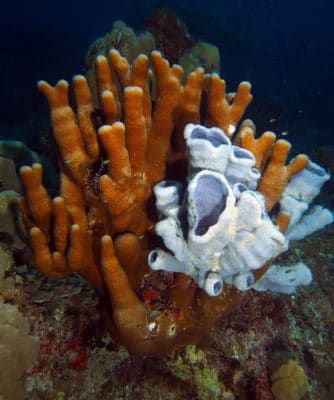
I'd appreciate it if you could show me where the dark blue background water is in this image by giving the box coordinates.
[1,0,333,153]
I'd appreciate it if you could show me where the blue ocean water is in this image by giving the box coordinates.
[1,0,333,151]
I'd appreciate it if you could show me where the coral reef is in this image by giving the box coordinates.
[86,20,156,68]
[0,140,41,171]
[0,156,22,193]
[18,46,332,358]
[17,226,333,399]
[270,359,309,400]
[179,41,220,77]
[86,13,219,77]
[0,154,27,249]
[145,8,195,65]
[0,189,26,249]
[167,345,234,399]
[0,245,11,294]
[0,246,39,400]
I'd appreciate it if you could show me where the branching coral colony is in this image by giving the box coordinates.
[18,50,333,355]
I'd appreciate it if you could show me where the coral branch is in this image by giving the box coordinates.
[19,49,331,356]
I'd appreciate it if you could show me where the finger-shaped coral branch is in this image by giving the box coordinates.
[114,233,147,290]
[173,68,204,152]
[29,227,69,278]
[95,55,121,116]
[108,49,132,88]
[146,52,183,183]
[123,87,147,172]
[52,197,69,253]
[19,164,52,234]
[37,80,90,184]
[73,75,100,160]
[98,123,131,182]
[100,90,118,125]
[205,74,253,135]
[257,139,309,211]
[98,122,148,234]
[59,171,87,230]
[101,235,152,354]
[98,174,136,231]
[235,119,276,171]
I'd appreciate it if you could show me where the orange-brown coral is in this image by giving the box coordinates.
[19,49,307,355]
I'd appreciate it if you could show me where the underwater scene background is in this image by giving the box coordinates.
[0,0,333,399]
